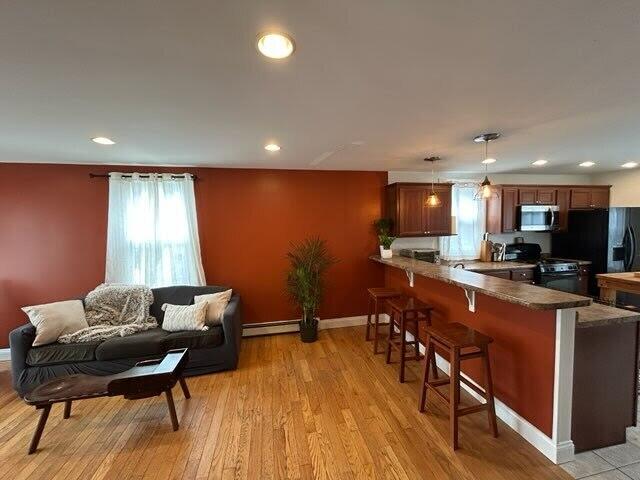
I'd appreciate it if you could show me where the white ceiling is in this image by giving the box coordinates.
[2,0,640,174]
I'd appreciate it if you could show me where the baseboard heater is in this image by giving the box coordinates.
[242,320,300,337]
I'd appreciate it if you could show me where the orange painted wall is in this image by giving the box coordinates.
[0,163,386,347]
[385,266,556,436]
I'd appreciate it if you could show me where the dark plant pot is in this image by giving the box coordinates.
[299,318,319,343]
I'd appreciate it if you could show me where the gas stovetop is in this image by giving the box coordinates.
[511,258,580,273]
[536,259,579,274]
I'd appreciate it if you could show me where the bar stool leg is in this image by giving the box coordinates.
[373,300,382,354]
[385,311,394,364]
[426,311,439,380]
[366,295,373,341]
[450,347,460,450]
[413,315,420,361]
[419,337,433,412]
[399,312,407,383]
[482,345,499,437]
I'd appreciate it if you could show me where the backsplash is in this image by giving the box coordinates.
[489,232,551,253]
[391,232,551,255]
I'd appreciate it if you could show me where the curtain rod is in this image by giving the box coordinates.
[89,173,199,180]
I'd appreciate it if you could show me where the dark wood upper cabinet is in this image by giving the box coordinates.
[570,187,610,209]
[487,187,518,234]
[556,188,570,232]
[537,188,557,205]
[519,187,556,205]
[591,189,610,208]
[397,186,425,236]
[424,185,452,235]
[487,184,610,233]
[518,188,537,205]
[570,188,592,209]
[385,183,453,237]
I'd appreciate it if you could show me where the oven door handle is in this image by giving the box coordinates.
[540,272,579,279]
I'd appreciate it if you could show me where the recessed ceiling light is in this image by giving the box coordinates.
[91,137,115,145]
[579,161,595,167]
[622,162,638,169]
[532,159,548,166]
[481,158,496,164]
[256,32,295,59]
[264,143,281,152]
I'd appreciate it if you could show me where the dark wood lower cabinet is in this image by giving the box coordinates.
[572,322,639,452]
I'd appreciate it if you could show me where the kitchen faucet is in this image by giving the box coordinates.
[452,262,465,269]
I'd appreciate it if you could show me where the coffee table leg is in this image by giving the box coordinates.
[63,400,72,419]
[179,377,191,399]
[29,405,51,454]
[165,389,179,431]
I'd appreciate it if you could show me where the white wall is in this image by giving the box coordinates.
[387,171,593,255]
[591,170,640,207]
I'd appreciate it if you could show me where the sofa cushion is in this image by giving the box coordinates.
[26,341,100,367]
[150,286,229,325]
[162,326,224,351]
[95,328,168,361]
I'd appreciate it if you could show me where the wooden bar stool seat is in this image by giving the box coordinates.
[385,295,438,383]
[419,322,498,450]
[366,287,402,354]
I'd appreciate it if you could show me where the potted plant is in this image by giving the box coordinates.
[286,237,337,343]
[374,218,396,259]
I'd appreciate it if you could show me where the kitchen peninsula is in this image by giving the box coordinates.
[370,255,640,464]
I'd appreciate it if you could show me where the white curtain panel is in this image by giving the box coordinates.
[105,173,206,287]
[439,183,486,260]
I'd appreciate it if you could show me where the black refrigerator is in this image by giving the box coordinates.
[551,208,640,306]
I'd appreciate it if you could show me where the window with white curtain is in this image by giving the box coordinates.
[105,173,206,287]
[439,184,486,260]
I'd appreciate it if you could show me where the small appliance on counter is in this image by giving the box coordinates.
[399,248,440,263]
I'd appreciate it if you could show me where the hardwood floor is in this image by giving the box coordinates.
[0,326,571,479]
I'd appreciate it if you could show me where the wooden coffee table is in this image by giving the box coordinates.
[23,348,191,454]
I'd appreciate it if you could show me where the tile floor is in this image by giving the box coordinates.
[561,427,640,479]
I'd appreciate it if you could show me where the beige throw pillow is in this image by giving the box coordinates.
[161,302,208,332]
[194,289,233,326]
[22,300,89,346]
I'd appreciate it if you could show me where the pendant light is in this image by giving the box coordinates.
[473,133,501,200]
[424,157,442,207]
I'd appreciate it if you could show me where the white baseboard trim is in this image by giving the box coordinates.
[0,348,10,361]
[404,329,566,464]
[242,314,377,337]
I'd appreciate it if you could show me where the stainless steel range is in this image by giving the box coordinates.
[504,243,581,294]
[535,259,580,294]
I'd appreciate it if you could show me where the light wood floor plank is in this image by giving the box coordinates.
[0,326,572,479]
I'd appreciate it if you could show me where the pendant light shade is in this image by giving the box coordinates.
[473,134,500,201]
[424,156,442,207]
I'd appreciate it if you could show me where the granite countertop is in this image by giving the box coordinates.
[370,255,591,310]
[453,261,537,272]
[575,302,640,328]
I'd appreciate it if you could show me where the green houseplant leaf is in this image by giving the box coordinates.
[286,237,337,327]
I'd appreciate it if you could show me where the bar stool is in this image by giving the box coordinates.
[419,322,498,450]
[385,295,437,383]
[366,287,401,354]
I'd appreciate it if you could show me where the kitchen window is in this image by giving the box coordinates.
[439,183,486,260]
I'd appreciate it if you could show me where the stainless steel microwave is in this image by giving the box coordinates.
[516,205,560,231]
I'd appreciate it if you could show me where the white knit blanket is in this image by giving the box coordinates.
[58,284,158,343]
